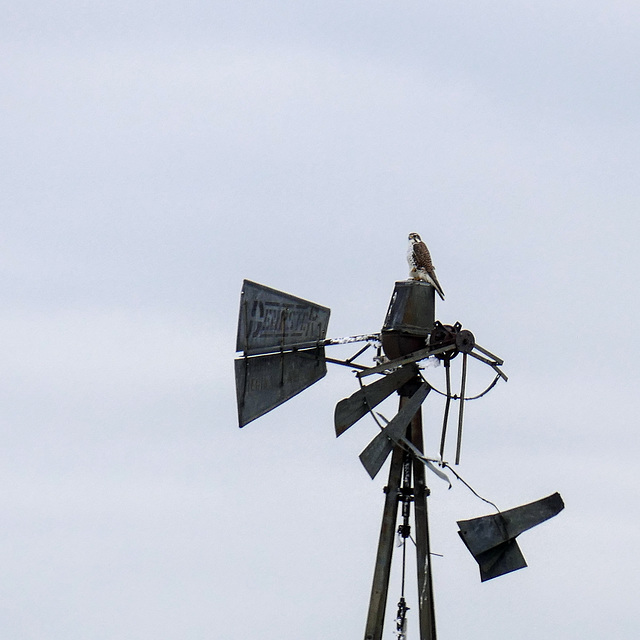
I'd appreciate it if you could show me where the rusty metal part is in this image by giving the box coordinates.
[428,321,476,361]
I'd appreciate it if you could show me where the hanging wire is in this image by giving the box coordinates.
[370,410,500,514]
[440,462,500,512]
[420,370,502,401]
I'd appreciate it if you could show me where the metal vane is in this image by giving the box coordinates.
[236,279,330,355]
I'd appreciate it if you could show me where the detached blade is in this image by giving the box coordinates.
[457,493,565,557]
[334,365,417,437]
[359,383,430,479]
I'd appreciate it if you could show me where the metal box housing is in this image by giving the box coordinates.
[381,280,436,359]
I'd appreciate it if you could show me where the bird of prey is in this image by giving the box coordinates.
[407,232,445,300]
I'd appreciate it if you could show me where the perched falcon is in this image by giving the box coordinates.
[407,232,445,300]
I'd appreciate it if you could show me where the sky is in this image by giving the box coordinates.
[2,1,640,638]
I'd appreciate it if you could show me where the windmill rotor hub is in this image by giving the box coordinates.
[428,321,475,359]
[455,329,475,353]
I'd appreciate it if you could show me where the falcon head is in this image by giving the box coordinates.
[408,232,422,244]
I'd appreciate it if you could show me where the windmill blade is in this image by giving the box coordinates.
[334,365,418,437]
[359,382,430,479]
[375,413,452,488]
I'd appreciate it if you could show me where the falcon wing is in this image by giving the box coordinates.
[414,242,434,270]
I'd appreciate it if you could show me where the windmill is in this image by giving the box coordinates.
[234,251,564,640]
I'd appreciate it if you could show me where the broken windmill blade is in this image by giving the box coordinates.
[358,379,431,479]
[457,493,565,582]
[234,279,380,427]
[334,364,418,437]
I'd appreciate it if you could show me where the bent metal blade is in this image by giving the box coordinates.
[334,365,418,437]
[359,382,430,479]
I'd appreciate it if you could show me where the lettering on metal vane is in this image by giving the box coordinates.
[247,301,323,340]
[236,280,330,354]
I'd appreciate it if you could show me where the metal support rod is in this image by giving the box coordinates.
[363,441,405,640]
[411,407,437,640]
[455,352,468,465]
[439,358,452,461]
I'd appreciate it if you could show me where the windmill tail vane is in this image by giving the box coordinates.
[234,250,563,640]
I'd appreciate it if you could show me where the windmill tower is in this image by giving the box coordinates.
[234,251,563,639]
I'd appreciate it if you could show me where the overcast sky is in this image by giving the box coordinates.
[2,1,640,638]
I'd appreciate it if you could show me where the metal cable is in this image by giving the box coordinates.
[441,463,500,512]
[419,371,501,401]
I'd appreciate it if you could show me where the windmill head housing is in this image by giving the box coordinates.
[381,280,435,359]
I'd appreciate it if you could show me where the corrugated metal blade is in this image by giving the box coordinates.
[334,365,417,437]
